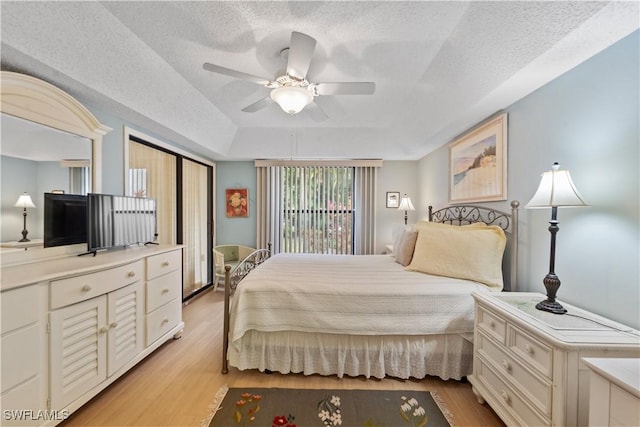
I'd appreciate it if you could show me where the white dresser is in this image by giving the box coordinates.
[469,292,640,427]
[0,245,184,426]
[583,357,640,426]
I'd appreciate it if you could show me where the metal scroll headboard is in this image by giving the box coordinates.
[428,200,520,292]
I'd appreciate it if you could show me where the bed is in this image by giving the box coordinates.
[222,201,519,380]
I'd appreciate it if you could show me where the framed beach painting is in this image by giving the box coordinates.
[449,113,507,203]
[226,188,249,218]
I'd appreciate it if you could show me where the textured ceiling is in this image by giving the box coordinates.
[1,1,638,161]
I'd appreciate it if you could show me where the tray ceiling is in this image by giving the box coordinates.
[1,1,637,160]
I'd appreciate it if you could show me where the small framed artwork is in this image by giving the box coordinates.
[226,188,249,218]
[449,113,508,203]
[386,191,400,208]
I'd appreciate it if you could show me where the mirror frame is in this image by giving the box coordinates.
[0,71,112,192]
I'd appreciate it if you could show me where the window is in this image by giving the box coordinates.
[281,166,354,254]
[256,160,379,255]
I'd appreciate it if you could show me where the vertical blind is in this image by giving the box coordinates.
[256,161,379,255]
[281,166,354,254]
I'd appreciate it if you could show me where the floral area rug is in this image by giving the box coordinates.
[201,385,453,427]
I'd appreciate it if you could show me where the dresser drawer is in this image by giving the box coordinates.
[0,375,43,424]
[50,261,143,309]
[508,324,553,378]
[146,298,181,346]
[1,285,39,333]
[478,332,552,416]
[476,359,549,427]
[146,269,181,313]
[146,250,181,281]
[1,324,40,393]
[478,306,506,344]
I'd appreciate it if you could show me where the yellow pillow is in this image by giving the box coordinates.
[407,221,506,290]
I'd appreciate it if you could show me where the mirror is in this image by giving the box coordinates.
[0,71,111,250]
[1,113,92,242]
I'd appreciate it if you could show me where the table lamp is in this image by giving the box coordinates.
[398,194,415,225]
[526,163,588,314]
[14,192,36,242]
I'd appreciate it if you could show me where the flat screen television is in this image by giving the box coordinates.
[44,193,88,248]
[87,193,157,253]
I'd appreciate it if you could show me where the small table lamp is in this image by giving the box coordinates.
[526,163,589,314]
[398,194,415,225]
[14,192,36,242]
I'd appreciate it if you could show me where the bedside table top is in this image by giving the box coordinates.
[582,357,640,398]
[473,291,640,348]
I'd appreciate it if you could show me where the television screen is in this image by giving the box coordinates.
[44,193,88,248]
[87,193,157,252]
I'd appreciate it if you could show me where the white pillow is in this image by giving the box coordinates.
[407,221,506,290]
[391,224,412,256]
[394,230,418,266]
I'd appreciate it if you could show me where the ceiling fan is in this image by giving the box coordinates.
[203,31,375,121]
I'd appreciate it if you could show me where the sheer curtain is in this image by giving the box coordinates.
[182,159,209,297]
[128,141,177,245]
[255,160,380,255]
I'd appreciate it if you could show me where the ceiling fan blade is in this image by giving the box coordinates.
[315,82,375,95]
[286,32,316,80]
[305,101,328,122]
[241,96,274,113]
[203,63,271,86]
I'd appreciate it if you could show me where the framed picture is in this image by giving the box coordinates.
[449,113,508,203]
[226,188,249,218]
[386,191,400,208]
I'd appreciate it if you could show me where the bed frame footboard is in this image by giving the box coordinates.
[222,245,271,374]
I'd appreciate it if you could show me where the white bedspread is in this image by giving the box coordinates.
[229,253,491,350]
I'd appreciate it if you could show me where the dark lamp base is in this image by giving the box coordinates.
[536,299,567,314]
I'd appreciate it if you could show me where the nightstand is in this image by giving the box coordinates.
[583,357,640,426]
[469,292,640,427]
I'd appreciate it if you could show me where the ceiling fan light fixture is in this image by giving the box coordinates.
[270,86,313,114]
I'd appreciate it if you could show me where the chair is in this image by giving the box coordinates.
[213,249,225,292]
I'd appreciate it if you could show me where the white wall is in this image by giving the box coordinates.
[417,30,639,328]
[376,161,418,253]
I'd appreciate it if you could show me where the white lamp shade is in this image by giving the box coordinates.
[14,193,36,208]
[398,195,415,211]
[526,163,589,208]
[270,86,313,114]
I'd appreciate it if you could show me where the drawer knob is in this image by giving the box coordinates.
[501,359,511,372]
[127,271,136,278]
[161,288,170,294]
[500,390,511,404]
[99,326,109,334]
[161,317,169,325]
[161,261,170,268]
[110,322,118,329]
[488,319,495,327]
[81,284,92,292]
[524,344,534,354]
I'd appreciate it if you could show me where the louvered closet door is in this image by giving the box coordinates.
[50,297,107,410]
[107,281,144,377]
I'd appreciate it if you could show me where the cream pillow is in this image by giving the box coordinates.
[394,230,418,266]
[407,221,506,290]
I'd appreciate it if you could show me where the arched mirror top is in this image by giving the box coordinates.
[0,71,112,191]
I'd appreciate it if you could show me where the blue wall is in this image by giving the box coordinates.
[418,30,639,328]
[215,161,257,247]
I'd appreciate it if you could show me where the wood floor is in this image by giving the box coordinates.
[60,288,505,427]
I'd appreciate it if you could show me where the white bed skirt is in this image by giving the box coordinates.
[228,330,474,380]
